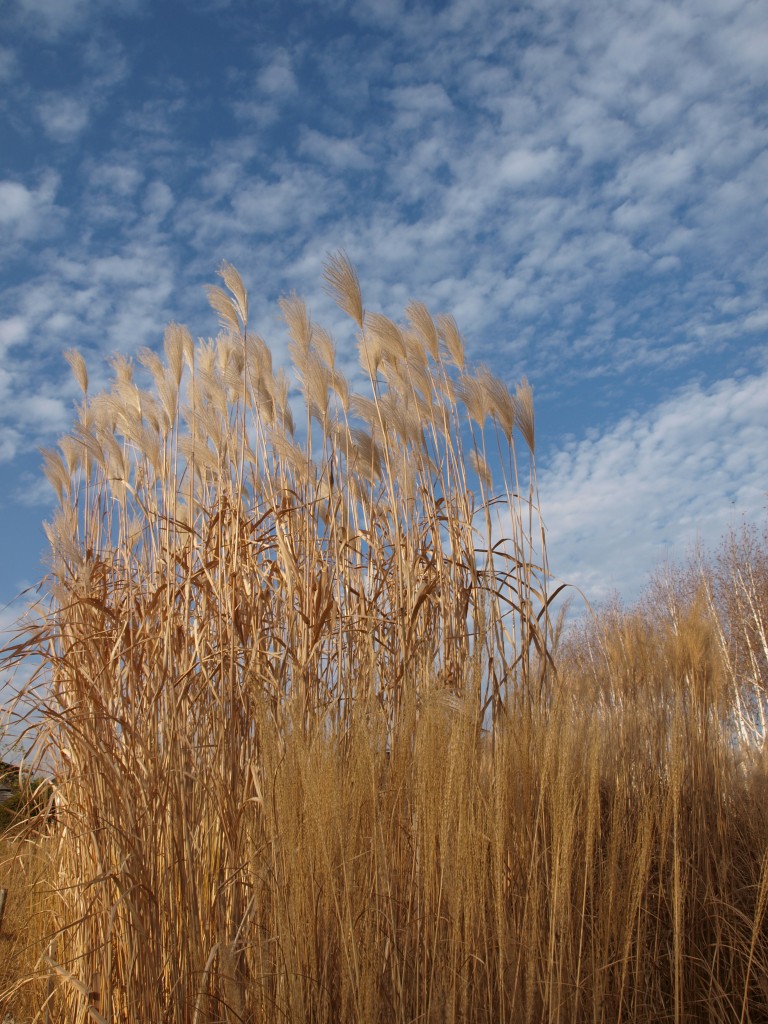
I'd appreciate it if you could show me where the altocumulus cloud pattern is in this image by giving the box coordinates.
[0,0,766,614]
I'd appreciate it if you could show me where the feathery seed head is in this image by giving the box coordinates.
[89,393,118,433]
[217,261,248,329]
[379,390,423,447]
[138,347,165,388]
[113,378,142,422]
[457,372,490,428]
[515,378,535,453]
[272,369,295,435]
[73,425,106,471]
[110,353,134,387]
[403,352,435,410]
[437,313,465,369]
[365,312,407,364]
[58,435,81,477]
[270,431,311,484]
[476,366,516,441]
[403,329,430,374]
[358,332,384,378]
[163,323,188,387]
[350,428,382,482]
[246,333,273,378]
[155,377,178,430]
[96,426,127,481]
[406,300,440,361]
[43,506,82,568]
[350,394,382,433]
[304,351,331,422]
[207,284,242,335]
[217,333,244,379]
[323,250,364,327]
[314,326,336,370]
[196,340,218,378]
[281,293,313,355]
[329,368,350,413]
[64,348,89,395]
[40,446,70,502]
[391,445,417,503]
[178,432,218,478]
[138,390,165,434]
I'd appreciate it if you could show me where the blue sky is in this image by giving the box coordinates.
[0,0,766,631]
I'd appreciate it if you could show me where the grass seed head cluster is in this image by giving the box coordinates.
[1,258,767,1022]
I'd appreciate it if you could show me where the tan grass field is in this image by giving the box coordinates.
[1,256,767,1022]
[0,833,55,1022]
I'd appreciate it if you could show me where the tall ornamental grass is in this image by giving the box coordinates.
[4,256,552,1021]
[1,259,766,1022]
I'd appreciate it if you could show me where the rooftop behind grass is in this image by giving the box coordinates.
[1,257,767,1022]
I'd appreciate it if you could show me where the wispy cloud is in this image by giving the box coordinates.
[12,0,145,39]
[540,369,768,604]
[37,94,91,143]
[257,49,298,97]
[0,45,17,81]
[298,129,372,172]
[0,173,62,245]
[0,316,28,353]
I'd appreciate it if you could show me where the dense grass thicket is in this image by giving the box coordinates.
[1,258,766,1022]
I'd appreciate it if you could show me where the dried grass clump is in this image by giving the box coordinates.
[0,257,554,1021]
[1,258,767,1022]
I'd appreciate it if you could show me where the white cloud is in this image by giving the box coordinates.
[350,0,405,27]
[498,147,560,187]
[91,253,160,286]
[0,182,34,225]
[0,46,17,81]
[182,164,341,255]
[386,82,454,132]
[15,395,69,434]
[0,317,29,352]
[142,180,174,220]
[0,428,19,463]
[14,0,144,38]
[298,129,372,171]
[37,94,91,143]
[87,161,144,196]
[539,370,768,605]
[16,0,91,36]
[82,33,131,88]
[15,472,57,507]
[389,83,453,115]
[614,147,696,199]
[611,199,662,232]
[742,310,768,333]
[0,173,60,242]
[257,51,298,97]
[562,96,633,163]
